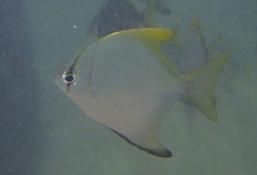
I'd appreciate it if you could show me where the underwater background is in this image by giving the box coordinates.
[0,0,256,174]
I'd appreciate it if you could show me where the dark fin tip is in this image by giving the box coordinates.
[110,128,172,158]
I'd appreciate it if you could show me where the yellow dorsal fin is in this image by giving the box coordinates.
[103,28,173,42]
[103,28,180,75]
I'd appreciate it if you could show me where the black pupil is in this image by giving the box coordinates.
[65,74,74,82]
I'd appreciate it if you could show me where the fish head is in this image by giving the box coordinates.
[53,46,99,111]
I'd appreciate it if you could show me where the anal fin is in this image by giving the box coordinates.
[111,128,172,158]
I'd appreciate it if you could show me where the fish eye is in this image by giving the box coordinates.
[62,71,76,85]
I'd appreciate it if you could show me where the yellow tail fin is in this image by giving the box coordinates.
[181,51,230,121]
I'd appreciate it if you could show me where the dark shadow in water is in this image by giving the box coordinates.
[0,0,44,174]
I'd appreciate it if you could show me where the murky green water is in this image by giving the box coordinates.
[1,0,256,174]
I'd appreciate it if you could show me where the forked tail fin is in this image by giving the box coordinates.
[180,51,230,121]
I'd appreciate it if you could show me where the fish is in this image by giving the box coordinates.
[54,28,229,157]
